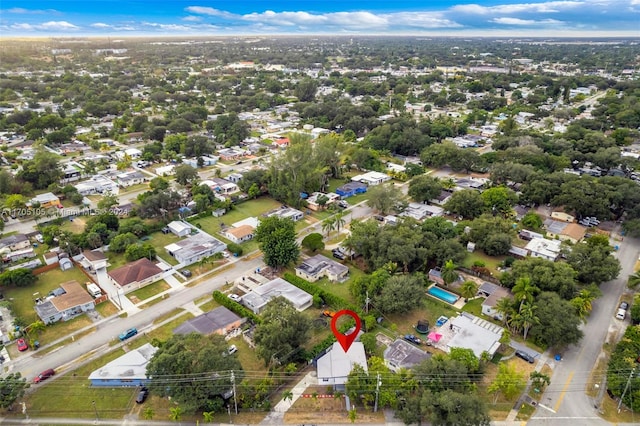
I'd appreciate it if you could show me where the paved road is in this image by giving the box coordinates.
[527,235,640,426]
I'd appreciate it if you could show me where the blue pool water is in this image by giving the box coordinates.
[428,286,460,304]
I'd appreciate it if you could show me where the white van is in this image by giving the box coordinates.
[616,308,626,320]
[87,283,102,298]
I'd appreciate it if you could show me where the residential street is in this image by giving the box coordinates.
[527,235,640,426]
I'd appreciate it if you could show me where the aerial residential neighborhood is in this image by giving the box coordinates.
[0,3,639,425]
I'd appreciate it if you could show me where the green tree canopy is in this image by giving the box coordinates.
[146,333,242,413]
[255,216,299,270]
[253,297,311,366]
[0,373,29,409]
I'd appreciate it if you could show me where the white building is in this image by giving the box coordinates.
[351,171,391,186]
[75,175,120,196]
[317,342,367,387]
[525,237,563,261]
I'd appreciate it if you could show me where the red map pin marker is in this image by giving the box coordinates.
[330,309,361,353]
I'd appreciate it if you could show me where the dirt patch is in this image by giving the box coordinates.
[376,333,393,346]
[129,295,140,304]
[284,390,385,424]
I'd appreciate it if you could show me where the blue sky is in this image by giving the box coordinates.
[1,1,639,37]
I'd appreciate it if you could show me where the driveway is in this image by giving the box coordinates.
[95,267,138,313]
[527,235,640,426]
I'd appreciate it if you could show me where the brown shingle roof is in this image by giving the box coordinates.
[108,258,162,287]
[561,223,588,241]
[83,250,106,262]
[227,225,254,239]
[51,281,94,311]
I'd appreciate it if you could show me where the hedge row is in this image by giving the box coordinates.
[212,291,262,324]
[282,272,360,313]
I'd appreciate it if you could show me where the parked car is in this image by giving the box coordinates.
[228,294,242,302]
[404,334,422,345]
[332,249,346,260]
[616,308,626,320]
[620,301,630,310]
[515,350,535,363]
[16,338,28,352]
[119,328,138,341]
[180,269,192,278]
[33,368,55,383]
[228,345,238,355]
[337,200,349,209]
[136,387,149,404]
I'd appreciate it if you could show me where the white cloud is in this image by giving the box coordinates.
[491,17,563,25]
[185,6,236,19]
[182,15,202,22]
[39,21,79,30]
[6,7,60,15]
[382,12,462,28]
[90,22,111,28]
[10,20,79,31]
[452,1,582,15]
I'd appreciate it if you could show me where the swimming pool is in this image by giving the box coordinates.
[427,286,460,304]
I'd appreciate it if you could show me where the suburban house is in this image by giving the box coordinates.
[164,232,227,266]
[217,147,248,161]
[316,341,368,388]
[3,248,36,263]
[242,278,313,314]
[80,250,107,271]
[166,221,192,237]
[447,313,503,358]
[525,237,563,261]
[0,234,30,251]
[75,175,120,196]
[295,254,349,283]
[35,280,95,325]
[155,164,175,176]
[114,148,142,160]
[400,202,444,221]
[30,192,61,209]
[201,178,239,195]
[226,173,243,184]
[88,343,158,387]
[551,211,575,223]
[265,207,304,222]
[430,190,453,206]
[183,156,219,168]
[454,177,486,191]
[479,282,513,321]
[351,171,391,186]
[544,219,587,244]
[224,225,255,244]
[60,162,84,184]
[306,192,340,211]
[383,339,431,373]
[335,182,367,198]
[116,171,146,188]
[107,258,164,293]
[173,306,245,336]
[428,267,461,286]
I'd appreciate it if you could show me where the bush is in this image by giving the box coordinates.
[227,242,243,256]
[212,291,261,324]
[301,233,325,252]
[282,272,359,312]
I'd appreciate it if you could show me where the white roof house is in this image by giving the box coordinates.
[447,313,503,358]
[167,221,192,237]
[317,342,368,387]
[241,278,312,314]
[155,165,175,176]
[88,343,158,387]
[525,237,563,261]
[351,171,391,186]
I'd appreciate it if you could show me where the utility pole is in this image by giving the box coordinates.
[231,371,238,415]
[374,373,382,412]
[365,291,370,314]
[618,367,636,413]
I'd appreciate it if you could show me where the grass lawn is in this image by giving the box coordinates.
[95,301,119,318]
[462,251,505,275]
[189,197,282,237]
[59,216,87,234]
[6,267,91,321]
[105,251,129,270]
[462,297,484,317]
[198,298,221,312]
[126,280,170,304]
[231,336,267,373]
[118,183,148,194]
[143,231,182,265]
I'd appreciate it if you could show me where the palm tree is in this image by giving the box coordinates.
[202,411,214,423]
[628,272,640,289]
[441,259,459,286]
[282,390,294,405]
[494,297,515,327]
[519,303,539,341]
[507,311,523,334]
[334,211,346,234]
[169,406,183,423]
[512,276,539,313]
[322,217,336,237]
[460,280,479,302]
[143,407,155,420]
